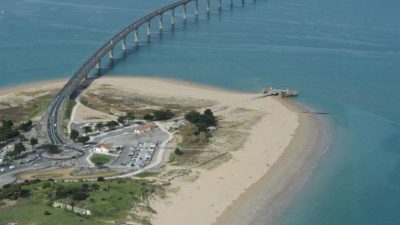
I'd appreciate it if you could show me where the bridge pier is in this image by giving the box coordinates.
[96,61,101,71]
[206,0,210,14]
[122,38,127,53]
[218,0,222,10]
[159,14,163,32]
[134,29,139,46]
[183,4,187,21]
[171,9,175,27]
[195,0,199,17]
[230,0,233,7]
[109,49,113,61]
[146,21,151,41]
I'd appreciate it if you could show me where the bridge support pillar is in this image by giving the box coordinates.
[159,14,163,32]
[122,38,127,53]
[218,0,222,10]
[146,21,151,41]
[206,0,210,14]
[96,61,101,72]
[183,4,187,21]
[109,48,113,61]
[134,29,139,46]
[171,9,175,26]
[195,0,199,17]
[230,0,233,7]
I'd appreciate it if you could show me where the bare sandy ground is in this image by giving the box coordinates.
[0,80,66,99]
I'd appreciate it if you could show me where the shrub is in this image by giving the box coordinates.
[42,182,51,189]
[71,192,89,201]
[44,211,52,216]
[97,177,105,182]
[174,148,183,155]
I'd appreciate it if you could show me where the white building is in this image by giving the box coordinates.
[93,143,114,155]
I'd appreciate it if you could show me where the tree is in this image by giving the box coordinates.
[70,129,79,142]
[14,142,26,157]
[83,126,92,135]
[19,120,33,132]
[72,191,89,201]
[5,150,17,161]
[126,112,135,120]
[95,122,103,131]
[106,121,118,130]
[174,148,183,155]
[153,109,174,120]
[30,138,38,149]
[202,109,217,126]
[97,177,105,182]
[184,109,217,131]
[185,110,202,124]
[42,144,60,154]
[143,114,154,121]
[117,116,126,124]
[77,136,90,144]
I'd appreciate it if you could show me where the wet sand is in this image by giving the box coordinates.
[214,99,331,225]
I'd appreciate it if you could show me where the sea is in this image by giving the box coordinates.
[1,0,400,224]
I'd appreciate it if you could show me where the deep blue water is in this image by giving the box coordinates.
[1,0,400,224]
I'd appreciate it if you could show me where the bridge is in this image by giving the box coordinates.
[46,0,252,147]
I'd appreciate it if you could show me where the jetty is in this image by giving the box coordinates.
[261,87,299,98]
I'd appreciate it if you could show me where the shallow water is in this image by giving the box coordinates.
[1,0,400,224]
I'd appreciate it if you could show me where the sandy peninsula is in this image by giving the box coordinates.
[0,76,324,225]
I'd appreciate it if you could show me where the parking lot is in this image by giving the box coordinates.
[91,126,169,170]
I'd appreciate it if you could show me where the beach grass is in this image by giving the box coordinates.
[0,90,56,123]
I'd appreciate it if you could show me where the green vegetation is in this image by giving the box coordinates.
[69,129,79,142]
[30,137,38,149]
[180,109,217,147]
[106,120,119,130]
[90,154,113,167]
[143,114,154,120]
[0,120,20,145]
[0,90,56,123]
[153,109,174,120]
[4,142,26,161]
[64,99,76,120]
[18,120,32,132]
[135,171,161,178]
[77,136,90,144]
[117,112,135,125]
[0,179,158,225]
[184,109,217,131]
[142,109,174,121]
[41,144,60,154]
[82,126,93,135]
[95,122,103,131]
[174,147,183,155]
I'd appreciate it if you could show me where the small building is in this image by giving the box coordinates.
[93,143,115,154]
[133,122,156,134]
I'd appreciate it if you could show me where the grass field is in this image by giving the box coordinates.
[0,179,158,225]
[90,154,114,167]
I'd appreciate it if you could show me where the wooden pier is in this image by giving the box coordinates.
[262,87,299,98]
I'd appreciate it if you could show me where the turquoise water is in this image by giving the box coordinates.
[1,0,400,224]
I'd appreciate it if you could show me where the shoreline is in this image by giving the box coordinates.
[214,99,331,225]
